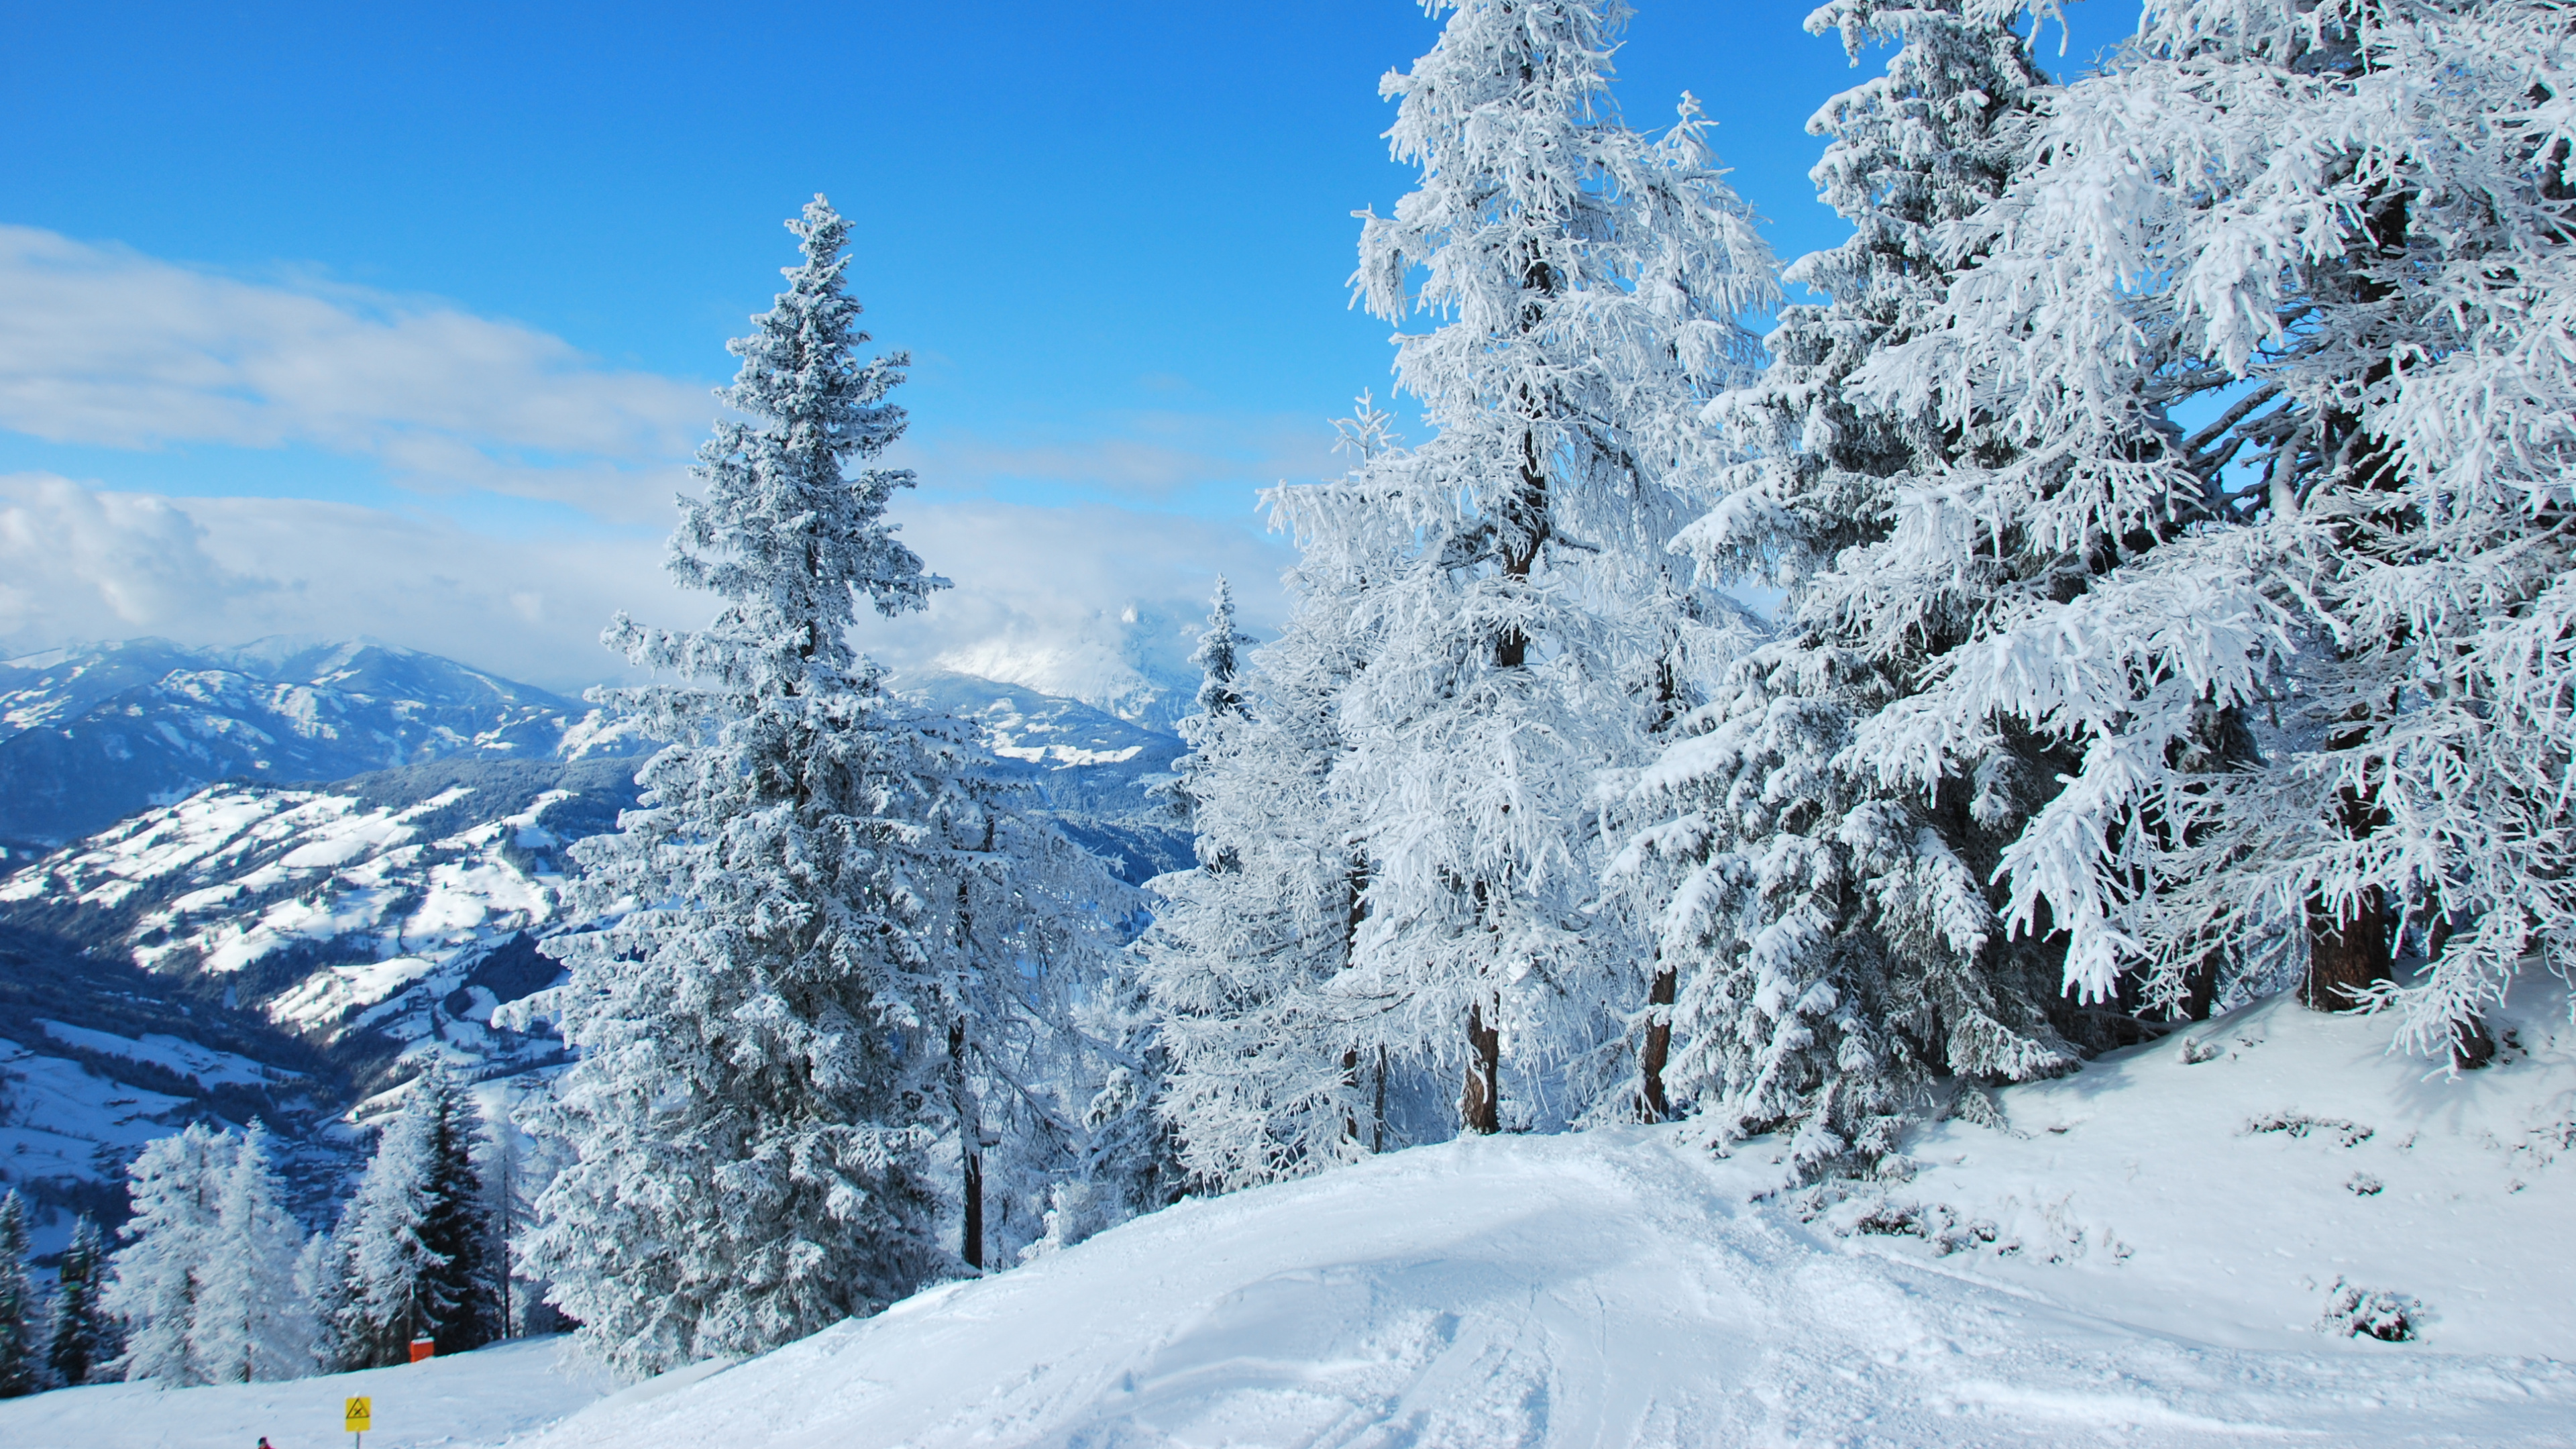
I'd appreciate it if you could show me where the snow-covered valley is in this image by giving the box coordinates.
[0,653,1192,1247]
[6,981,2567,1448]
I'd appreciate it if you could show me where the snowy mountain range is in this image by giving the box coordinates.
[0,639,1193,1247]
[0,637,647,849]
[925,598,1216,737]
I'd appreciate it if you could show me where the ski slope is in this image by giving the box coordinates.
[9,987,2572,1447]
[518,983,2576,1448]
[0,1337,619,1449]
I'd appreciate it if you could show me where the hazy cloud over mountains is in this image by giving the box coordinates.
[0,226,1299,698]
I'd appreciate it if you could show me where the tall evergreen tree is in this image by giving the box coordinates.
[411,1071,501,1356]
[1299,0,1774,1136]
[1620,0,2082,1173]
[339,1069,499,1365]
[0,1189,35,1397]
[45,1216,111,1389]
[1143,399,1409,1189]
[525,195,1122,1375]
[195,1122,321,1383]
[102,1122,235,1385]
[1845,0,2576,1061]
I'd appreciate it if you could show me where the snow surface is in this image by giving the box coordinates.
[16,995,2573,1446]
[0,1039,194,1196]
[0,1337,619,1449]
[500,987,2573,1448]
[35,1020,291,1089]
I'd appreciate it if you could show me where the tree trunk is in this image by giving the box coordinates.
[2304,883,2390,1010]
[1459,1000,1501,1134]
[1341,1046,1363,1144]
[1638,964,1677,1121]
[1372,1046,1389,1155]
[949,1020,984,1271]
[2305,727,2390,1011]
[2422,910,2498,1069]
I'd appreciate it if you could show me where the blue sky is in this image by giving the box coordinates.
[0,1,2138,694]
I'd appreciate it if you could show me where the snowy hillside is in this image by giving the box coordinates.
[0,919,343,1256]
[510,998,2576,1446]
[1,759,639,1091]
[901,669,1192,881]
[0,759,641,1232]
[7,983,2569,1445]
[0,668,1185,1232]
[517,986,2576,1445]
[0,637,644,845]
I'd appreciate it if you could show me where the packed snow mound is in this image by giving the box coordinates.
[0,1336,619,1449]
[520,992,2575,1449]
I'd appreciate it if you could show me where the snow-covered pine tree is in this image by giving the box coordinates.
[339,1068,499,1366]
[193,1122,319,1383]
[337,1092,437,1367]
[1618,0,2082,1173]
[0,1189,34,1397]
[101,1122,235,1385]
[1313,0,1774,1134]
[524,195,1124,1374]
[45,1216,111,1388]
[1143,398,1410,1188]
[294,1231,349,1373]
[1155,577,1260,840]
[409,1069,500,1355]
[1847,0,2576,1062]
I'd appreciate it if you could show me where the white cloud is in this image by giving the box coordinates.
[0,229,1315,710]
[0,225,712,521]
[907,409,1343,506]
[0,474,1291,704]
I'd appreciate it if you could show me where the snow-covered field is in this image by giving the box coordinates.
[11,986,2571,1448]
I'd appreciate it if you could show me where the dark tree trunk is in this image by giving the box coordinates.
[1372,1046,1389,1154]
[950,1019,983,1270]
[2304,883,2391,1010]
[1341,1046,1363,1144]
[1460,1000,1501,1134]
[2452,1015,2499,1070]
[1638,964,1677,1120]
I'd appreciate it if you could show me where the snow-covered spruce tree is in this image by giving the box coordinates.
[411,1070,500,1355]
[524,195,1124,1373]
[339,1068,499,1366]
[1142,400,1413,1188]
[101,1122,235,1385]
[1849,0,2576,1063]
[0,1189,34,1397]
[1311,0,1773,1134]
[294,1231,350,1373]
[1618,0,2081,1173]
[46,1216,112,1388]
[1157,577,1260,839]
[193,1122,319,1383]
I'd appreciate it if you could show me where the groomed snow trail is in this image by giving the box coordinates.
[520,1123,2573,1448]
[0,1336,620,1449]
